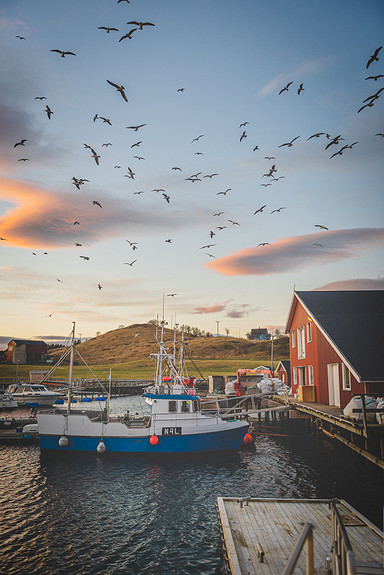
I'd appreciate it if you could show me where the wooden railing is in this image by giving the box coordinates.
[330,501,357,575]
[281,522,314,575]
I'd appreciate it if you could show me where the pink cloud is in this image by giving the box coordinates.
[314,277,384,290]
[206,228,384,276]
[193,300,232,314]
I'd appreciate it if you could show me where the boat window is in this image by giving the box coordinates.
[192,399,200,412]
[169,400,177,412]
[181,401,190,413]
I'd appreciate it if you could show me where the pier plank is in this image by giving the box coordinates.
[217,498,384,575]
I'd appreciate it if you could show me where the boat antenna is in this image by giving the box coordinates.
[67,322,75,415]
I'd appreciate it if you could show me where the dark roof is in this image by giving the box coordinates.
[277,360,290,372]
[294,291,384,383]
[8,339,47,346]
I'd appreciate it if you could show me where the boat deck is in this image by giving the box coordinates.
[217,497,384,575]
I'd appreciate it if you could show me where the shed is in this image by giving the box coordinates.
[276,360,291,386]
[6,339,47,364]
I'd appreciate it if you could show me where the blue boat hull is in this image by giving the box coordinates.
[39,425,249,453]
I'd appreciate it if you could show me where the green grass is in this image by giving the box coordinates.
[0,357,277,382]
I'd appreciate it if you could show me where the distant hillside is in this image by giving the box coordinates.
[48,323,289,365]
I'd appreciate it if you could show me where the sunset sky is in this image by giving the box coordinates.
[1,0,383,347]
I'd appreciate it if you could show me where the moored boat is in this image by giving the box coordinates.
[0,391,18,410]
[37,321,249,453]
[6,383,65,407]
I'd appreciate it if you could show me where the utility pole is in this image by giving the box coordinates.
[216,321,219,336]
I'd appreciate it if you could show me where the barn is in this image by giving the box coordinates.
[285,290,384,408]
[6,339,47,364]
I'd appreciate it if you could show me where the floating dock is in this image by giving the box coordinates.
[216,497,384,575]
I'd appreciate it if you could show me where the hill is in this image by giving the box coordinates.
[48,323,290,366]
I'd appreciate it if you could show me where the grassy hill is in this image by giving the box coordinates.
[48,323,289,366]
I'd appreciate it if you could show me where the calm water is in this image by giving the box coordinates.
[1,396,383,575]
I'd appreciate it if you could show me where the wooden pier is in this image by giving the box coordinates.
[217,497,384,575]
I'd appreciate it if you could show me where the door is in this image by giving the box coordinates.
[327,363,341,407]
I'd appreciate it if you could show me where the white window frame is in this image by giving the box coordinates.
[308,365,314,386]
[291,330,296,348]
[293,367,297,386]
[342,364,351,391]
[306,321,312,343]
[297,326,306,359]
[297,366,306,386]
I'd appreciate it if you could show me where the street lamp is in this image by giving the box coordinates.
[216,321,220,336]
[15,360,20,383]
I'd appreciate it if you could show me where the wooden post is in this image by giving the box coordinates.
[360,394,369,450]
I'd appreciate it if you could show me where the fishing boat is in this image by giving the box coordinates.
[36,322,249,453]
[6,383,65,407]
[0,391,18,410]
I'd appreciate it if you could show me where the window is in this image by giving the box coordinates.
[297,366,306,386]
[293,367,297,386]
[181,401,190,413]
[291,330,296,348]
[192,399,200,412]
[342,364,351,391]
[169,401,177,412]
[297,326,306,359]
[307,322,312,343]
[308,365,314,386]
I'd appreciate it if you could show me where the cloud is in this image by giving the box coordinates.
[225,304,259,318]
[314,277,384,291]
[0,176,193,248]
[257,58,330,98]
[193,300,232,314]
[206,228,384,277]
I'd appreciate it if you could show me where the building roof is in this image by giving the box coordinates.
[286,291,384,383]
[277,360,290,372]
[8,339,47,346]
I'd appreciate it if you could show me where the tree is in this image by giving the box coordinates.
[225,328,230,336]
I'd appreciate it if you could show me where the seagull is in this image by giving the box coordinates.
[216,226,226,230]
[254,205,267,214]
[375,132,384,137]
[264,156,275,160]
[0,237,7,241]
[172,166,182,171]
[313,243,323,247]
[217,188,231,195]
[34,96,47,100]
[73,221,80,225]
[206,253,215,258]
[240,131,247,142]
[46,313,54,317]
[134,156,145,160]
[119,28,137,41]
[45,105,53,119]
[366,46,382,69]
[167,293,177,297]
[98,284,102,290]
[75,243,82,247]
[165,239,172,243]
[133,191,144,194]
[126,240,138,246]
[200,244,216,249]
[125,260,137,266]
[203,173,218,178]
[162,193,170,203]
[102,143,112,147]
[297,83,304,95]
[279,81,293,95]
[152,188,165,193]
[209,231,215,238]
[325,135,344,149]
[98,26,119,33]
[127,21,155,30]
[50,49,76,58]
[107,80,128,102]
[191,135,204,143]
[80,255,90,260]
[16,35,26,40]
[279,136,300,148]
[177,88,185,92]
[228,219,239,225]
[91,151,100,165]
[14,139,27,147]
[56,278,63,282]
[72,177,89,189]
[260,183,271,187]
[253,146,259,151]
[17,158,29,161]
[307,132,327,140]
[131,141,142,148]
[258,242,271,246]
[315,225,328,230]
[126,124,146,131]
[271,207,286,213]
[358,101,376,113]
[92,200,102,208]
[239,121,249,128]
[100,116,112,125]
[194,152,204,155]
[213,212,224,216]
[185,177,201,183]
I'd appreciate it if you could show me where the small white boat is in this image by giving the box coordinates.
[6,383,65,407]
[0,391,18,410]
[37,321,250,453]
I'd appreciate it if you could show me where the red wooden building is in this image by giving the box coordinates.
[285,290,384,408]
[6,339,47,364]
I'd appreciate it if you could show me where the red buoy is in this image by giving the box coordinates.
[243,433,253,444]
[150,435,159,445]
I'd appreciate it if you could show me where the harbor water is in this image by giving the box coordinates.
[1,395,383,575]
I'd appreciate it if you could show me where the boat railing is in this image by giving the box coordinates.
[281,522,315,575]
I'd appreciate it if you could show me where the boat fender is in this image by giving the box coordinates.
[149,435,158,445]
[97,440,106,454]
[58,435,69,447]
[243,433,253,444]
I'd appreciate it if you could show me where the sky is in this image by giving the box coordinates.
[1,0,383,348]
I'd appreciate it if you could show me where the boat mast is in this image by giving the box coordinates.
[67,322,75,415]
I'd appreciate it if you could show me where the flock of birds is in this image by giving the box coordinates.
[7,16,384,298]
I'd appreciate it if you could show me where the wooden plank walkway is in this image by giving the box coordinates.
[217,498,384,575]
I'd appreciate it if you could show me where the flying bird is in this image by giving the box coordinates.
[100,116,112,125]
[239,122,249,128]
[203,173,218,178]
[98,284,102,290]
[73,221,80,225]
[279,136,300,148]
[191,135,204,143]
[315,225,328,230]
[131,141,142,148]
[325,135,344,149]
[80,256,89,260]
[264,156,275,160]
[127,21,155,29]
[297,83,304,95]
[213,212,224,216]
[45,105,53,119]
[365,74,384,81]
[14,139,27,147]
[16,35,25,40]
[98,26,119,33]
[107,80,128,102]
[313,243,323,247]
[126,124,147,131]
[126,240,138,246]
[75,243,82,247]
[258,242,271,246]
[172,166,182,171]
[165,239,172,243]
[119,28,137,41]
[17,158,29,161]
[228,219,239,225]
[50,49,76,58]
[34,96,47,100]
[217,188,231,195]
[240,131,247,142]
[279,81,293,95]
[102,143,112,147]
[307,132,327,140]
[177,88,185,92]
[271,207,286,213]
[200,244,216,249]
[162,193,170,203]
[254,205,267,214]
[167,293,177,297]
[125,260,137,266]
[92,200,102,208]
[366,46,382,69]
